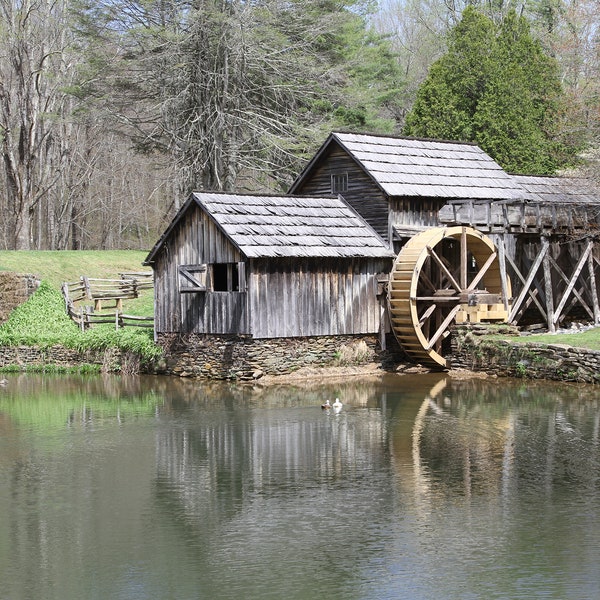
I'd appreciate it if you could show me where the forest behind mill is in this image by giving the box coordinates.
[1,0,598,251]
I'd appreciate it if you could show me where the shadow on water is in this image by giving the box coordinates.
[2,372,600,599]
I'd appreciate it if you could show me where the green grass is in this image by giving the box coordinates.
[518,327,600,351]
[0,249,153,315]
[0,281,161,361]
[481,324,600,352]
[0,250,149,287]
[0,251,160,365]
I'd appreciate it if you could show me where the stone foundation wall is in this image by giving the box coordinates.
[0,345,127,373]
[2,321,597,382]
[450,325,600,384]
[157,333,403,380]
[0,272,40,323]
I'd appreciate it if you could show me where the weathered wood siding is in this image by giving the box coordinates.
[248,257,390,338]
[439,199,600,235]
[153,203,248,335]
[293,145,390,243]
[389,196,447,233]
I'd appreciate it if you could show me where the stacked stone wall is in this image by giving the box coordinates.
[4,320,598,383]
[0,345,125,372]
[157,333,403,380]
[450,325,600,384]
[0,330,404,378]
[0,272,40,323]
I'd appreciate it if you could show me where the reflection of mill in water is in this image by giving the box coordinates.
[153,393,390,530]
[390,377,516,506]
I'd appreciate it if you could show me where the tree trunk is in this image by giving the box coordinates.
[0,0,77,249]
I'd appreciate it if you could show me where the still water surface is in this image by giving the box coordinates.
[1,373,600,599]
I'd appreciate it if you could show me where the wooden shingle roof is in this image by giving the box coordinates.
[513,175,600,204]
[144,192,394,263]
[198,192,395,258]
[291,132,525,201]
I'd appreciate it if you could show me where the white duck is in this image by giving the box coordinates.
[332,398,343,412]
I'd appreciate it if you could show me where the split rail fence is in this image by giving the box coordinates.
[62,273,154,330]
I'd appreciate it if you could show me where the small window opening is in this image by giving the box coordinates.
[213,263,229,291]
[212,262,241,292]
[331,172,348,194]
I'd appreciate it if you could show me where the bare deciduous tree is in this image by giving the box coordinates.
[0,0,77,249]
[84,0,403,202]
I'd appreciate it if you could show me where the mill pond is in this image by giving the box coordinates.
[1,372,600,599]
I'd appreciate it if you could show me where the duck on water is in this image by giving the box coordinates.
[321,398,343,412]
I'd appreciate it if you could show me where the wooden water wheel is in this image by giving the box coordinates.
[388,226,510,368]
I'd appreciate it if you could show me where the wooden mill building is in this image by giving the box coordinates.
[145,132,600,375]
[292,132,600,337]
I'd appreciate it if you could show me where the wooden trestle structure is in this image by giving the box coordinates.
[389,178,600,368]
[440,196,600,329]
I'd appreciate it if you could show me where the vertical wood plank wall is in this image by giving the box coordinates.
[154,204,248,335]
[389,197,448,232]
[248,258,390,338]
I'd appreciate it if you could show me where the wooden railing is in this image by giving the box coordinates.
[61,273,154,330]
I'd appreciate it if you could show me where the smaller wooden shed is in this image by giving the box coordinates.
[289,132,525,251]
[144,192,395,340]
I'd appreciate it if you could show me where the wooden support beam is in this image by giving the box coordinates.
[519,203,525,231]
[427,305,461,351]
[588,239,600,324]
[497,237,510,312]
[507,242,548,323]
[418,304,437,326]
[414,296,459,302]
[559,285,593,326]
[461,227,468,289]
[550,245,593,325]
[505,254,547,321]
[81,276,92,301]
[542,237,555,332]
[418,270,438,295]
[468,251,497,291]
[427,245,461,292]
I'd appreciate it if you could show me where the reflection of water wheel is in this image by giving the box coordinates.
[389,226,510,368]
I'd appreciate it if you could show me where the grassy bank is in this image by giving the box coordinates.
[517,327,600,351]
[0,250,149,287]
[0,250,153,316]
[0,250,160,372]
[479,322,600,351]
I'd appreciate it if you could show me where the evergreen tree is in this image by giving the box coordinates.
[404,6,576,174]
